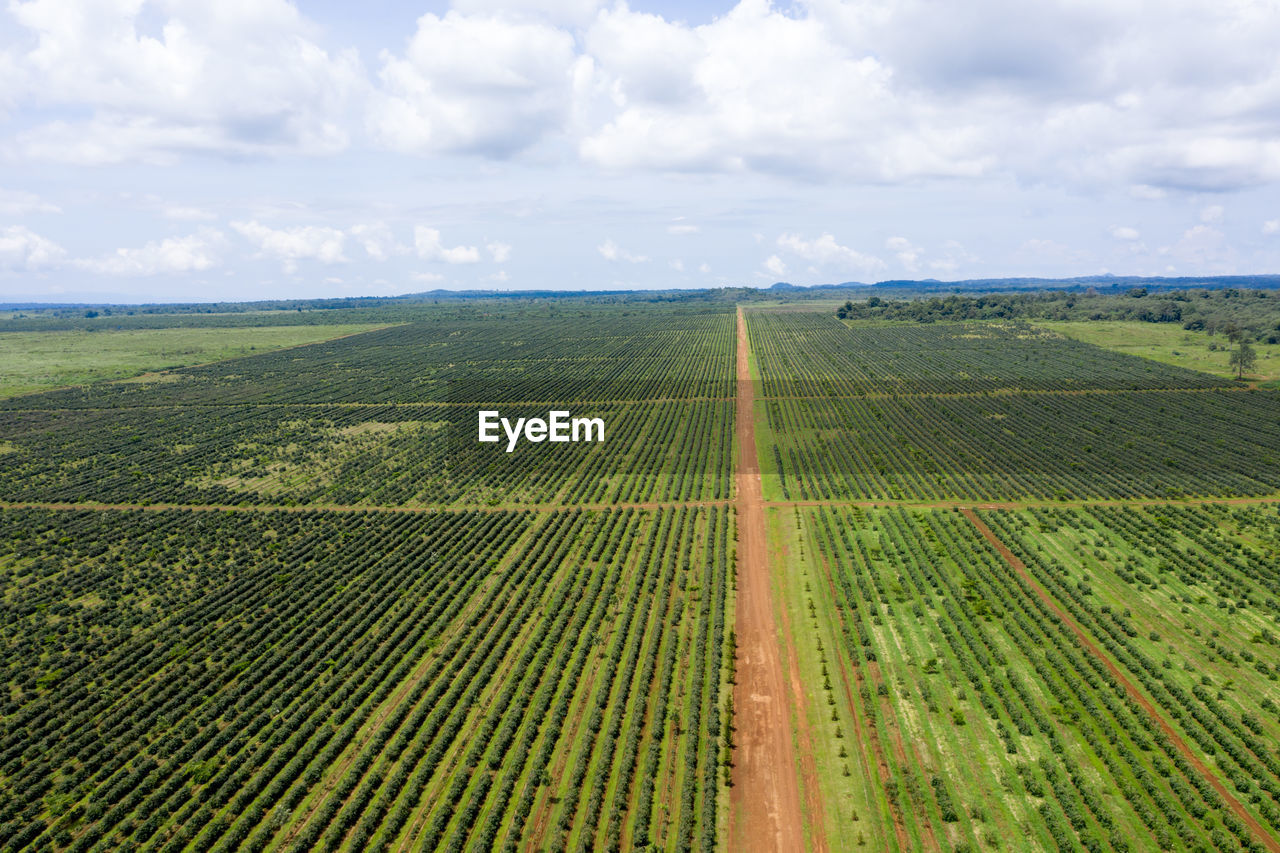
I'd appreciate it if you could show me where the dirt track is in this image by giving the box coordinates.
[961,508,1280,853]
[775,535,829,853]
[730,307,805,852]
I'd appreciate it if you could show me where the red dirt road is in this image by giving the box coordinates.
[961,508,1280,853]
[731,307,805,852]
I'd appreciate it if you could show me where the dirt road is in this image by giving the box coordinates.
[730,307,805,852]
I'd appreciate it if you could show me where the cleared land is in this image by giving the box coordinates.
[0,325,385,399]
[1042,319,1280,385]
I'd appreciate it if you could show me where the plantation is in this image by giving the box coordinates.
[777,503,1280,851]
[748,313,1280,502]
[0,308,735,410]
[744,304,1280,852]
[0,307,736,509]
[0,505,732,851]
[749,312,1229,397]
[2,296,1280,852]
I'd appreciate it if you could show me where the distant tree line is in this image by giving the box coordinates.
[836,288,1280,343]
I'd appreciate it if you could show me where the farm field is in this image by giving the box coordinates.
[0,325,387,399]
[1041,320,1280,386]
[772,504,1280,851]
[0,308,736,508]
[1,298,1280,852]
[745,306,1280,852]
[749,313,1280,503]
[0,303,741,852]
[0,505,732,851]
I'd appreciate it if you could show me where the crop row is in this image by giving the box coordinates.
[980,505,1280,838]
[2,309,736,410]
[761,389,1280,501]
[0,504,733,852]
[0,399,734,507]
[807,505,1269,851]
[747,312,1227,397]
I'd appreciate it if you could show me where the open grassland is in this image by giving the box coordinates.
[1041,320,1280,385]
[0,326,386,399]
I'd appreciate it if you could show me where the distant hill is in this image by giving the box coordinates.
[5,274,1280,317]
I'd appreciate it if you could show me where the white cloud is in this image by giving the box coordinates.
[76,227,226,275]
[369,11,577,157]
[574,1,1280,191]
[669,258,684,271]
[232,220,346,273]
[764,254,787,277]
[451,0,602,27]
[698,262,711,274]
[2,0,1279,197]
[667,224,699,235]
[487,241,512,263]
[350,222,405,261]
[163,205,216,222]
[928,240,976,274]
[0,188,60,216]
[1264,220,1280,235]
[1129,185,1167,200]
[486,269,510,282]
[414,226,480,263]
[1161,224,1231,270]
[777,232,884,276]
[0,224,64,268]
[1200,205,1224,223]
[1018,238,1077,259]
[1110,225,1141,241]
[7,0,364,163]
[598,238,647,263]
[885,236,922,273]
[411,271,444,283]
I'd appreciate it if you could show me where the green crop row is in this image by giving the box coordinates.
[0,505,733,852]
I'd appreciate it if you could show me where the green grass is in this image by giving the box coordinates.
[0,324,386,399]
[1039,320,1280,383]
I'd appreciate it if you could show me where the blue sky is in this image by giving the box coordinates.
[1,0,1279,302]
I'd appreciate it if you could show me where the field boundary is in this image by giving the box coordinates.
[2,383,1264,413]
[3,493,1280,516]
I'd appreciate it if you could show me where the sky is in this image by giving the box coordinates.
[1,0,1280,302]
